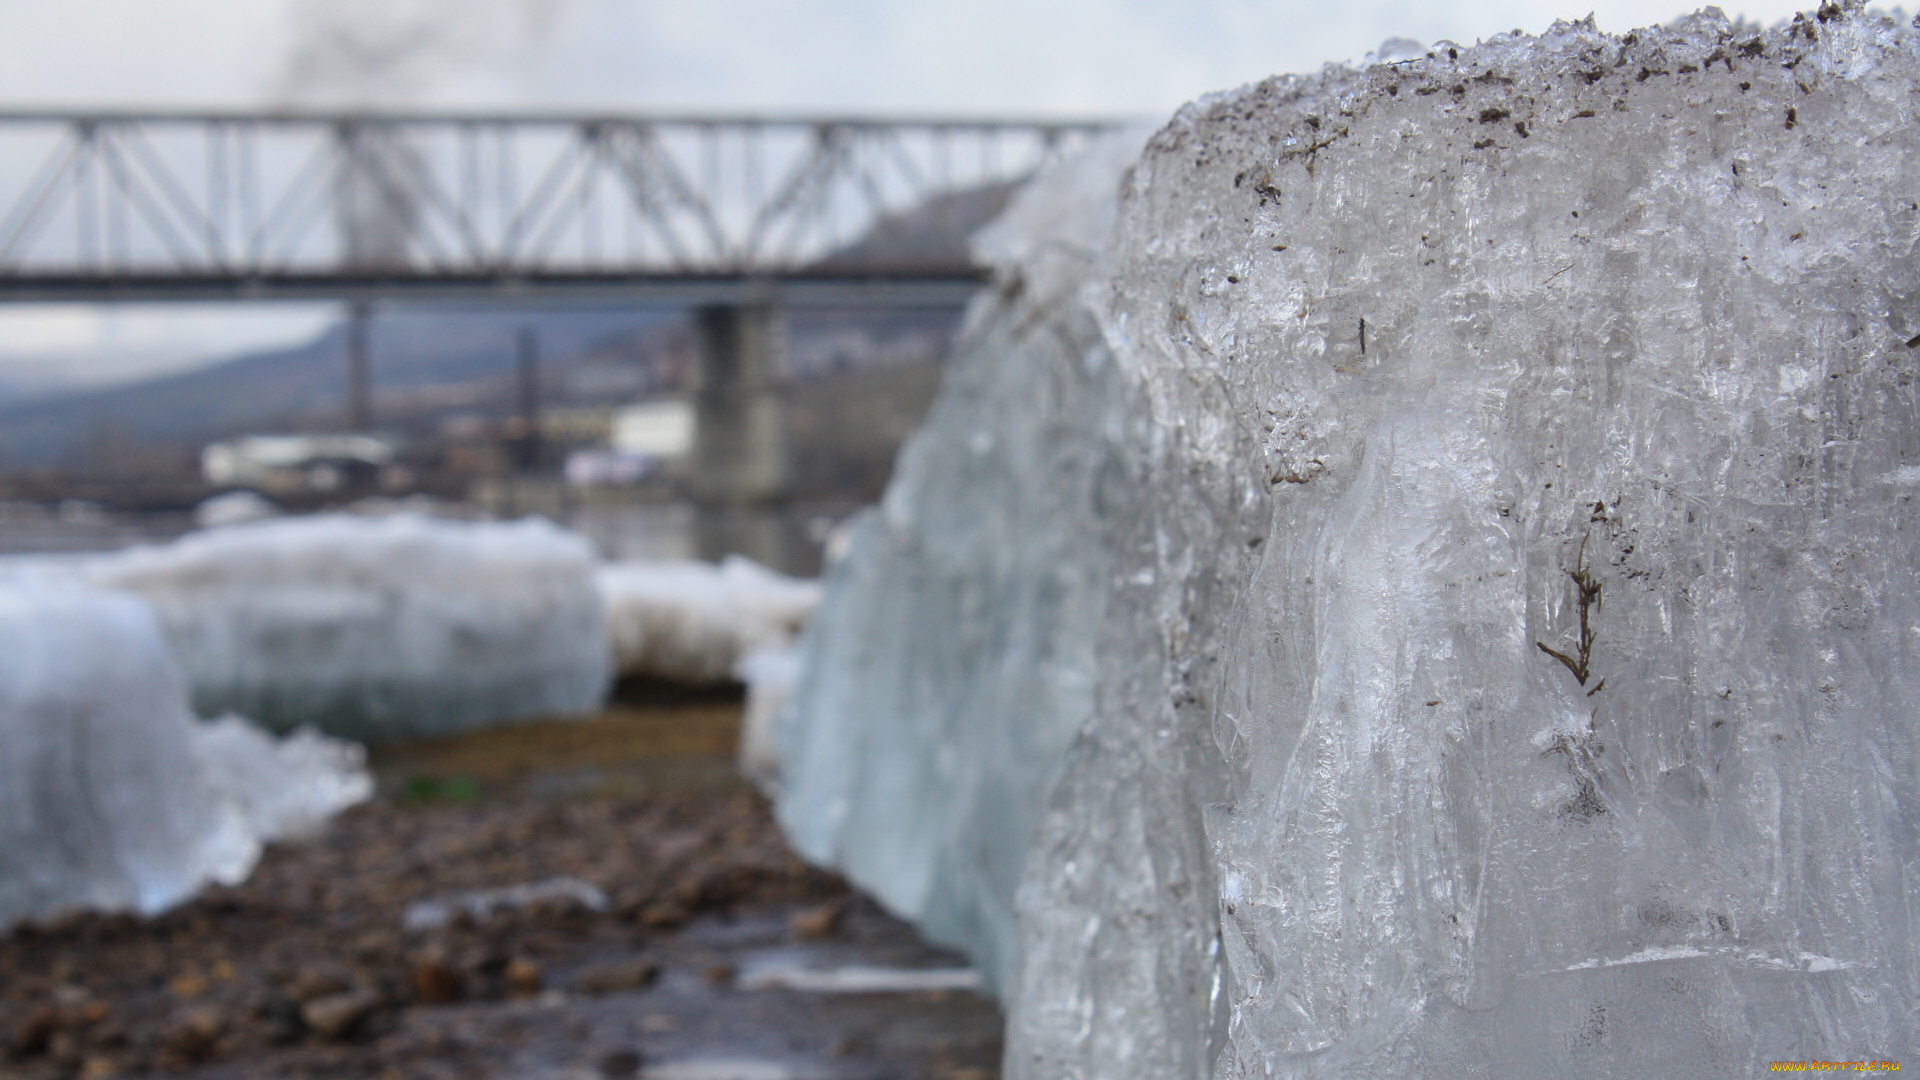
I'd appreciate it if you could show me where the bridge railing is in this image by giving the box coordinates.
[0,111,1114,285]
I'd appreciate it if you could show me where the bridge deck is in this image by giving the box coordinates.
[0,268,991,307]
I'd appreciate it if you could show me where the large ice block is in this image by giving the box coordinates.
[88,514,610,742]
[0,584,369,929]
[781,6,1920,1078]
[774,129,1157,994]
[1090,6,1919,1076]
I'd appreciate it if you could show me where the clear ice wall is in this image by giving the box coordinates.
[89,514,610,743]
[774,131,1153,993]
[781,6,1920,1077]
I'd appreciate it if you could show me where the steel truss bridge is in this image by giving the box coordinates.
[0,110,1113,306]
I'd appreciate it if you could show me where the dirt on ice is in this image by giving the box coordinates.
[0,683,1003,1080]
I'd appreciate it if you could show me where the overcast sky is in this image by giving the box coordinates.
[0,0,1834,391]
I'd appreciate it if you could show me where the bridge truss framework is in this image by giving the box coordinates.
[0,110,1114,303]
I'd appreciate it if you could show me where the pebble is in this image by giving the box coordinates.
[255,989,306,1044]
[597,1047,643,1078]
[787,899,845,942]
[637,902,691,928]
[504,957,545,997]
[300,991,378,1041]
[157,1006,225,1064]
[411,950,465,1004]
[574,958,658,996]
[7,1005,58,1056]
[286,966,352,1004]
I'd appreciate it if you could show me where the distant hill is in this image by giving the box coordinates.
[811,182,1018,271]
[0,309,676,465]
[0,381,40,412]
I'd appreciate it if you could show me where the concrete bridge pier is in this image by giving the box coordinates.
[691,301,794,572]
[346,301,372,431]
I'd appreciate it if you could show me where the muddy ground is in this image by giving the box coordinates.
[0,685,1003,1080]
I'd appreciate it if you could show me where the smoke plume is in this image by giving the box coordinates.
[273,0,564,105]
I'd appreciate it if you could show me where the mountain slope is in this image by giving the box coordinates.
[0,308,675,465]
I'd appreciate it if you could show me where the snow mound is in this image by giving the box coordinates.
[597,555,821,684]
[88,513,610,743]
[0,583,369,929]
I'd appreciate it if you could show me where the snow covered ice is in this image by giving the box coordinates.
[88,513,610,743]
[775,6,1920,1077]
[597,555,823,790]
[14,510,819,747]
[0,512,827,926]
[597,555,821,684]
[0,583,369,929]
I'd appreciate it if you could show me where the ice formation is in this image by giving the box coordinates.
[778,6,1920,1077]
[88,514,609,743]
[776,128,1157,993]
[734,644,803,792]
[0,583,369,929]
[597,555,821,684]
[402,876,610,932]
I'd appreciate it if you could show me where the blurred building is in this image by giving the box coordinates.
[201,434,396,495]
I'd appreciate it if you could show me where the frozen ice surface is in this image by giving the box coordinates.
[779,5,1920,1078]
[1000,137,1263,1080]
[735,963,986,993]
[402,876,610,932]
[774,128,1158,996]
[597,555,820,684]
[1102,6,1919,1075]
[88,513,609,743]
[188,715,374,843]
[0,583,369,929]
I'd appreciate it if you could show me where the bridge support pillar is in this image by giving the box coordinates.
[691,301,792,571]
[512,327,544,472]
[346,301,372,431]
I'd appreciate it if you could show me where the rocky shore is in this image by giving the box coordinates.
[0,693,1000,1080]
